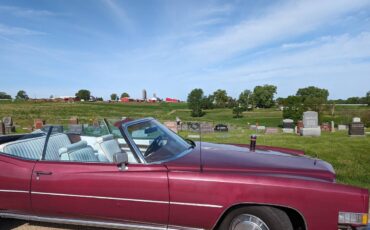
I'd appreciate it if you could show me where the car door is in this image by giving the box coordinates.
[0,154,35,214]
[31,161,169,227]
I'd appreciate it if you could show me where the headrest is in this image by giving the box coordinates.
[96,134,114,144]
[59,141,87,155]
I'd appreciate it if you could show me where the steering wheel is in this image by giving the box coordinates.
[144,135,163,157]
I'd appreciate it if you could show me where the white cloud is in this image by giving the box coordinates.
[0,5,55,17]
[186,0,370,63]
[101,0,133,31]
[0,24,46,36]
[185,32,370,86]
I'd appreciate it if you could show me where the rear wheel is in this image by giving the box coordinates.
[218,206,293,230]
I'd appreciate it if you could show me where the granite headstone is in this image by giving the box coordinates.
[164,121,178,133]
[301,111,321,136]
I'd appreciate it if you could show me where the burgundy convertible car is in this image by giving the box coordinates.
[0,118,368,230]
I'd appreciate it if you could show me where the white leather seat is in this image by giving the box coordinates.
[0,133,71,160]
[95,134,137,163]
[59,141,99,162]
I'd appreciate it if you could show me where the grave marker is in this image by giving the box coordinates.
[349,118,365,136]
[301,111,321,136]
[164,121,178,133]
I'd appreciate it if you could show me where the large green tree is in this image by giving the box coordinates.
[366,91,370,106]
[282,96,304,121]
[110,93,118,101]
[0,92,12,99]
[121,92,130,98]
[296,86,329,112]
[15,90,29,100]
[202,95,214,110]
[213,89,228,108]
[187,88,205,117]
[238,89,253,110]
[75,89,91,101]
[253,85,277,108]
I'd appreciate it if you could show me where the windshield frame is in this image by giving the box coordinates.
[119,117,192,164]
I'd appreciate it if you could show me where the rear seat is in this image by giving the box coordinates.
[59,141,99,162]
[0,133,71,160]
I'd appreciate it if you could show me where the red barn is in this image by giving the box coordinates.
[120,97,130,103]
[165,97,179,103]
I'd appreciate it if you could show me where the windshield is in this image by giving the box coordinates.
[124,119,192,163]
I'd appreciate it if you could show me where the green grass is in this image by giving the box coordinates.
[1,101,369,190]
[179,129,370,190]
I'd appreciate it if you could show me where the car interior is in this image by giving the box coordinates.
[0,119,140,164]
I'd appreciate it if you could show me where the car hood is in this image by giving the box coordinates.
[167,142,336,182]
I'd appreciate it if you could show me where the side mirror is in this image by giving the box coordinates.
[113,152,129,170]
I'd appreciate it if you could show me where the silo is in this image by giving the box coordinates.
[142,89,147,101]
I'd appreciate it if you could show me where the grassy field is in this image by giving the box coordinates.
[0,101,369,190]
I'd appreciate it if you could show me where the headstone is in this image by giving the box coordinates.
[69,116,79,125]
[68,124,83,134]
[352,117,361,123]
[338,125,347,131]
[176,117,181,126]
[250,125,257,131]
[41,125,64,133]
[301,111,321,136]
[0,121,5,135]
[282,128,294,134]
[2,117,15,133]
[34,119,45,130]
[200,123,214,133]
[265,128,279,134]
[303,111,318,128]
[164,121,178,133]
[92,119,100,127]
[321,123,331,132]
[349,122,365,136]
[331,121,335,132]
[300,127,321,137]
[282,119,294,129]
[2,117,13,126]
[297,120,304,134]
[187,122,200,132]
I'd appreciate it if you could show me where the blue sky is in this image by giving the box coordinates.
[0,0,370,100]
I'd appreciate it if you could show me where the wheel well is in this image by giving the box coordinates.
[214,204,306,230]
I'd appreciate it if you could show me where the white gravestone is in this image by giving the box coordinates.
[301,111,321,136]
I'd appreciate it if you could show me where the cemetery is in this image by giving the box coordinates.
[0,100,369,193]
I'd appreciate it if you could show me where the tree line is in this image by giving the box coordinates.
[0,90,130,101]
[187,85,277,117]
[187,86,370,119]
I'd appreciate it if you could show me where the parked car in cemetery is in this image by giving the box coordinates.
[0,117,368,230]
[214,123,229,132]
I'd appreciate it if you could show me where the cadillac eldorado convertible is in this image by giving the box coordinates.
[0,117,368,230]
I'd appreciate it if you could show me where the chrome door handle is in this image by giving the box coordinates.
[35,171,53,176]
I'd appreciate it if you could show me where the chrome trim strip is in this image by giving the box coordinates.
[31,191,222,208]
[168,225,204,230]
[0,189,29,194]
[171,201,223,208]
[32,191,168,204]
[0,212,167,230]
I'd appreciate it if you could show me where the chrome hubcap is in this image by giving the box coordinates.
[230,214,270,230]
